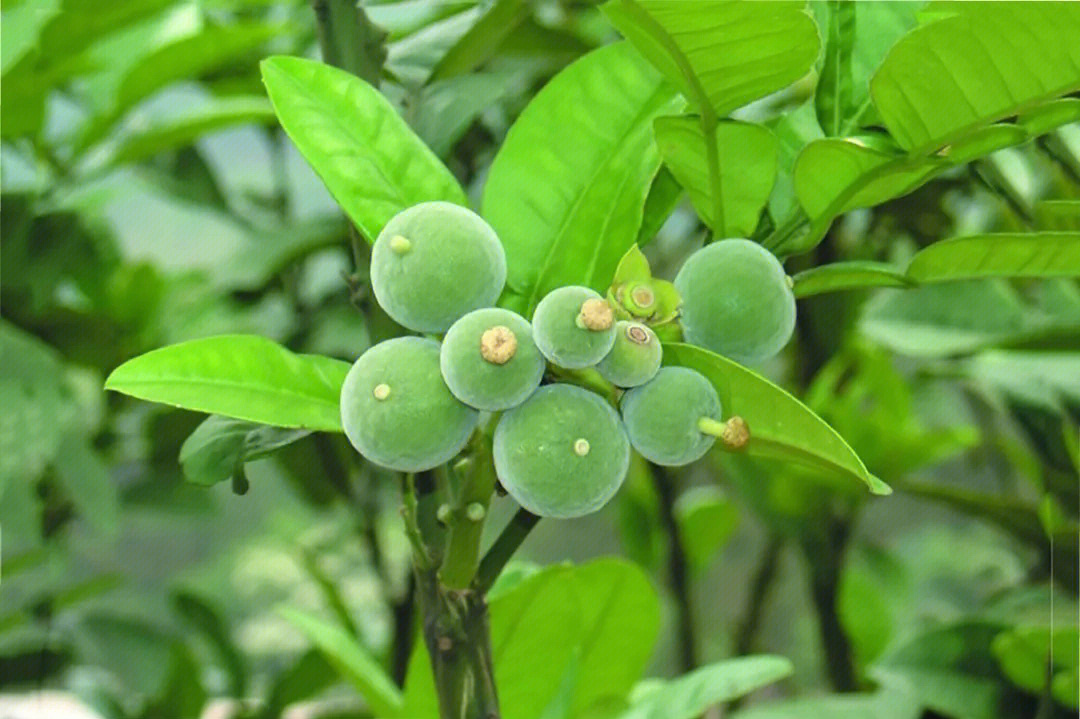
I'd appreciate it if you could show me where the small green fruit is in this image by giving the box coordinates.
[596,321,662,388]
[371,202,506,332]
[440,307,545,411]
[532,286,616,369]
[341,337,477,471]
[675,239,795,365]
[493,384,629,518]
[620,367,721,466]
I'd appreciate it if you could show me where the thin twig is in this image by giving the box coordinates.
[474,508,540,594]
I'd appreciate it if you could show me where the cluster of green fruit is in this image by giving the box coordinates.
[340,202,795,519]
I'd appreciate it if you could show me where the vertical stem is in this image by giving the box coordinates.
[802,518,858,692]
[652,466,698,672]
[735,535,783,656]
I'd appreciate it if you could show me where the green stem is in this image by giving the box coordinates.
[440,437,498,590]
[474,509,541,593]
[402,474,433,570]
[652,466,697,672]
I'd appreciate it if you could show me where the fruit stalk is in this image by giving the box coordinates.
[440,434,498,590]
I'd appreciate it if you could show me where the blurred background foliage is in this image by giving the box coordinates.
[1,1,1077,718]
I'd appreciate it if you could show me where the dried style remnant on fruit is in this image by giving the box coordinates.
[441,308,545,411]
[341,337,477,472]
[493,384,629,518]
[370,202,507,333]
[596,321,663,388]
[532,286,617,369]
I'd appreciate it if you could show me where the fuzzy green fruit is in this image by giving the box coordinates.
[596,321,662,388]
[674,239,795,365]
[440,307,545,411]
[620,367,721,466]
[532,286,616,369]
[341,337,477,471]
[493,384,629,518]
[371,202,506,332]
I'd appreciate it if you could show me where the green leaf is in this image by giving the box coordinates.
[907,232,1080,283]
[653,116,777,236]
[663,343,888,494]
[261,55,466,241]
[993,625,1080,696]
[179,415,311,487]
[1036,200,1080,231]
[792,261,912,298]
[1,0,61,75]
[278,606,403,719]
[870,3,1080,153]
[674,486,738,574]
[733,682,921,719]
[483,42,679,311]
[51,431,120,536]
[620,656,794,719]
[108,96,276,166]
[602,0,820,117]
[815,1,855,137]
[429,0,529,81]
[173,591,247,698]
[637,166,683,245]
[105,335,350,432]
[414,71,514,157]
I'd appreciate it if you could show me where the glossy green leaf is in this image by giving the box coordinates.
[663,343,888,494]
[674,486,738,574]
[261,56,466,241]
[792,261,911,298]
[105,335,350,432]
[815,1,855,137]
[602,0,820,117]
[483,42,679,311]
[108,96,276,166]
[1017,97,1080,137]
[620,656,794,719]
[637,166,683,245]
[429,0,529,81]
[870,3,1080,153]
[278,606,403,718]
[179,415,311,487]
[654,116,777,236]
[907,232,1080,283]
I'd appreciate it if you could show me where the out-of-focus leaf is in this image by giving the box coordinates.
[429,0,529,81]
[262,650,336,719]
[792,261,911,298]
[279,606,403,718]
[664,343,889,495]
[173,591,247,697]
[483,43,679,312]
[75,614,176,700]
[907,232,1080,283]
[871,3,1080,153]
[619,656,793,719]
[179,415,311,487]
[105,335,350,432]
[654,116,777,236]
[414,71,514,157]
[1,0,61,74]
[1036,200,1080,231]
[674,486,738,574]
[261,56,466,241]
[733,681,921,719]
[992,625,1079,698]
[51,431,120,536]
[215,216,346,291]
[602,0,820,117]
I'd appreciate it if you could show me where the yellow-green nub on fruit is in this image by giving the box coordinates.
[623,283,657,317]
[533,286,617,369]
[371,202,507,332]
[341,337,477,472]
[675,239,796,365]
[494,384,630,518]
[441,307,545,411]
[596,321,662,388]
[620,367,721,466]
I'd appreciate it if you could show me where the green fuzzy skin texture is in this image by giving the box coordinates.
[440,308,546,411]
[532,286,616,369]
[371,202,507,332]
[341,337,477,472]
[674,239,796,365]
[620,367,721,467]
[596,321,662,388]
[493,384,630,518]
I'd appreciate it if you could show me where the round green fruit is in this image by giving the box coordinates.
[596,321,662,388]
[341,337,477,471]
[532,286,616,369]
[493,384,629,518]
[440,307,545,411]
[370,202,506,332]
[620,367,721,466]
[674,239,795,365]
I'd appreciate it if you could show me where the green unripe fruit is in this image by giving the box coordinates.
[340,337,477,472]
[440,308,545,411]
[596,321,662,388]
[371,202,507,332]
[493,384,629,518]
[532,286,616,369]
[674,239,796,365]
[620,367,721,466]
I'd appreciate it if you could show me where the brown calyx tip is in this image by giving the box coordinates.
[625,323,651,345]
[578,298,614,331]
[721,415,750,451]
[480,325,517,364]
